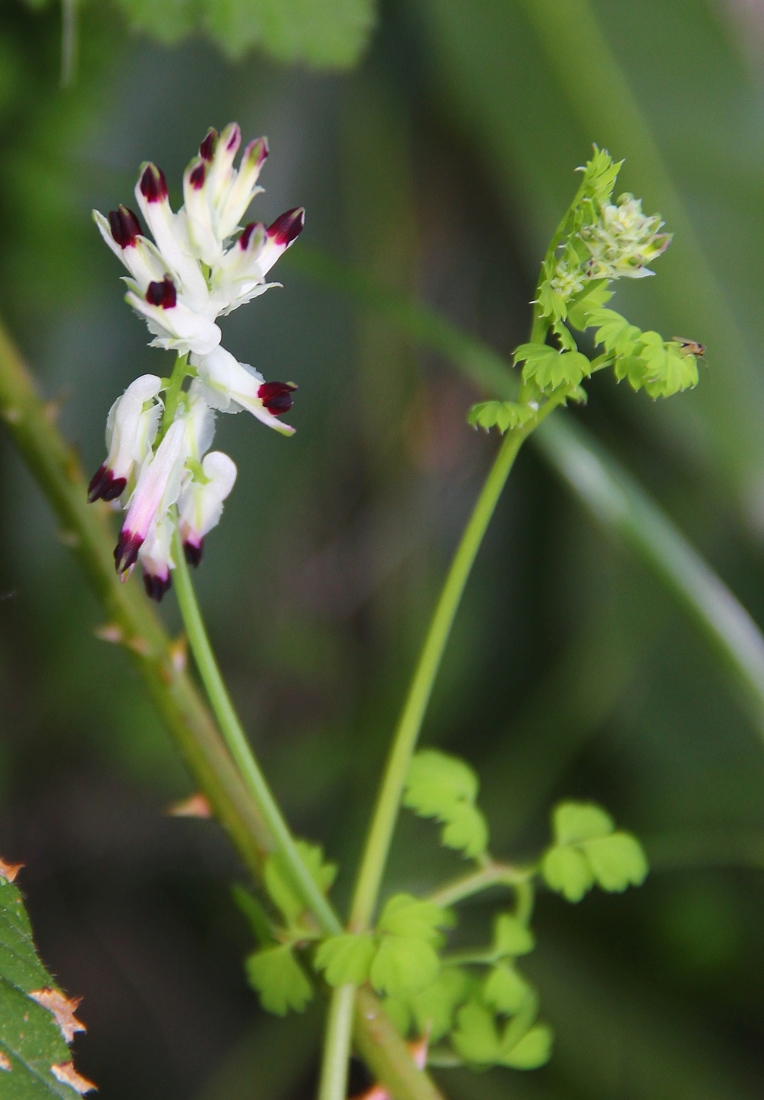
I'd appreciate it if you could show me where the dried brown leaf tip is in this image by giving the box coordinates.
[0,1051,11,1071]
[30,988,86,1043]
[0,858,23,882]
[168,792,212,819]
[51,1061,97,1094]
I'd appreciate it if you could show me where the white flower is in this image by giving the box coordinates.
[191,346,296,436]
[178,451,238,566]
[88,374,163,502]
[581,193,671,280]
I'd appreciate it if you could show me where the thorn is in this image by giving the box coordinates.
[169,634,187,672]
[0,858,23,882]
[50,1062,97,1094]
[0,1052,9,1071]
[125,636,150,657]
[168,792,212,819]
[94,623,123,645]
[30,989,86,1043]
[351,1036,428,1100]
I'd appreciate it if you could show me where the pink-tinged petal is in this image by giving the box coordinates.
[199,128,218,162]
[143,568,172,602]
[115,419,186,573]
[255,208,305,275]
[114,529,144,573]
[134,162,209,308]
[90,374,163,502]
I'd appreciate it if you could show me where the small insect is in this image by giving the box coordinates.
[673,337,706,359]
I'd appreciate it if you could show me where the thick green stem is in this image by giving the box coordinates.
[348,384,566,933]
[318,985,356,1100]
[172,529,342,936]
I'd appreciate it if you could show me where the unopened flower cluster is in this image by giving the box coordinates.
[549,192,671,300]
[88,124,303,601]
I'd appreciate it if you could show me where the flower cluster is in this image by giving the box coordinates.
[579,192,671,281]
[88,124,303,601]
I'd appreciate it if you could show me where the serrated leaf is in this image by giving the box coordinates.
[314,934,376,986]
[542,846,594,903]
[377,895,452,943]
[523,349,591,391]
[553,802,614,845]
[513,343,557,369]
[410,967,472,1041]
[500,1023,553,1069]
[483,965,532,1015]
[566,282,612,329]
[581,833,649,892]
[404,751,478,814]
[0,876,93,1097]
[264,841,337,927]
[116,0,376,69]
[369,936,440,996]
[245,945,313,1015]
[440,803,489,858]
[492,914,534,958]
[451,1000,500,1064]
[467,401,535,435]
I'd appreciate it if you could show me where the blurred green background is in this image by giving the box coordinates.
[3,0,764,1097]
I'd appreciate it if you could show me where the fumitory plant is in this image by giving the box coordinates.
[0,131,703,1100]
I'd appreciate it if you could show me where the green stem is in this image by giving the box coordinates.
[172,528,342,936]
[160,353,189,438]
[318,985,356,1100]
[348,388,566,933]
[425,862,533,909]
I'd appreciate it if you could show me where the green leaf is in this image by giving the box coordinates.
[451,1000,500,1064]
[581,833,649,892]
[553,802,614,845]
[410,967,472,1041]
[522,349,591,391]
[264,841,337,926]
[440,803,489,858]
[245,945,313,1015]
[500,1023,553,1069]
[369,936,441,996]
[492,914,534,958]
[116,0,377,68]
[232,885,276,947]
[0,874,94,1096]
[377,894,453,944]
[566,282,612,329]
[483,964,532,1015]
[403,750,490,859]
[314,933,376,986]
[541,845,594,902]
[467,400,535,435]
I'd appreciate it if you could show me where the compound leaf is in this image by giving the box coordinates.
[483,964,532,1015]
[369,936,440,996]
[314,933,376,986]
[581,833,649,892]
[500,1023,553,1069]
[245,944,313,1015]
[264,841,337,927]
[492,914,535,958]
[553,802,614,845]
[404,751,478,815]
[451,1000,501,1065]
[440,803,489,859]
[542,845,594,903]
[377,894,453,943]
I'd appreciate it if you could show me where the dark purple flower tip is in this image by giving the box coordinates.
[114,530,143,573]
[189,161,206,190]
[88,464,127,503]
[199,128,218,162]
[245,136,269,169]
[226,124,241,151]
[267,208,305,247]
[239,221,265,251]
[143,569,172,602]
[146,275,177,309]
[184,539,204,567]
[139,163,168,203]
[258,380,298,415]
[108,205,142,249]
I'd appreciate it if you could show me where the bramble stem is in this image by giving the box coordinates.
[318,985,356,1100]
[172,529,343,937]
[348,385,567,934]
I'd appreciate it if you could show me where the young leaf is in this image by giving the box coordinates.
[369,936,441,996]
[523,349,591,391]
[245,944,313,1016]
[232,885,276,947]
[483,964,532,1015]
[580,833,649,892]
[264,841,337,926]
[467,401,535,435]
[553,802,614,845]
[541,846,594,903]
[500,1023,553,1069]
[377,894,453,942]
[403,750,490,859]
[451,1000,501,1064]
[0,872,95,1096]
[410,967,472,1041]
[492,914,535,958]
[314,933,376,986]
